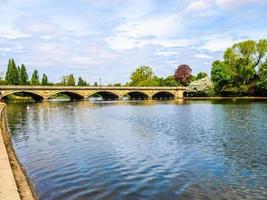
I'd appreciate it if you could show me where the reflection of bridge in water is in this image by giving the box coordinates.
[0,86,187,101]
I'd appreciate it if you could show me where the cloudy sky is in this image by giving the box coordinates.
[0,0,267,84]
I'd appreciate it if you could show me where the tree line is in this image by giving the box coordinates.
[1,39,266,96]
[1,59,89,86]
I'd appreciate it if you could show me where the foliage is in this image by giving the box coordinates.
[174,64,192,86]
[77,77,87,86]
[5,59,19,85]
[113,83,121,86]
[41,74,49,85]
[60,74,76,86]
[188,76,215,97]
[31,69,40,85]
[256,60,267,95]
[0,79,8,85]
[196,72,208,80]
[211,39,267,96]
[129,66,159,86]
[156,76,180,86]
[20,64,28,85]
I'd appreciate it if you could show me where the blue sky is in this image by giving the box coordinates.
[0,0,267,84]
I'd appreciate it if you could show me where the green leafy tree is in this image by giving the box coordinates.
[211,39,267,95]
[211,60,233,94]
[31,69,40,85]
[67,74,75,86]
[5,59,19,85]
[196,72,208,80]
[20,64,28,85]
[77,77,87,86]
[41,74,49,85]
[257,61,267,95]
[129,66,159,86]
[156,76,180,86]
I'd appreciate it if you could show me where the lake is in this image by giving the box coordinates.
[6,100,267,200]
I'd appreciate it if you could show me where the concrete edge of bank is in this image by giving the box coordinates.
[0,102,37,200]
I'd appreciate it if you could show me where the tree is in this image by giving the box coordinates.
[257,60,267,95]
[5,59,19,85]
[17,65,21,84]
[41,74,48,85]
[196,72,208,80]
[174,64,192,86]
[31,69,40,85]
[156,76,180,86]
[60,74,76,86]
[129,66,159,86]
[211,39,267,95]
[77,77,87,86]
[211,60,232,94]
[20,64,28,85]
[67,74,75,86]
[188,76,215,97]
[114,83,121,86]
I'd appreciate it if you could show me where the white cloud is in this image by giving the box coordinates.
[185,0,212,12]
[216,0,264,9]
[200,37,237,52]
[195,53,212,59]
[115,15,180,38]
[107,37,193,50]
[0,26,29,39]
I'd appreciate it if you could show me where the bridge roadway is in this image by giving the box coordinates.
[0,86,187,101]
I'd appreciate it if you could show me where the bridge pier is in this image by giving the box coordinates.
[176,90,184,99]
[42,97,49,102]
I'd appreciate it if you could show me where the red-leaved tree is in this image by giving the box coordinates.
[174,64,192,86]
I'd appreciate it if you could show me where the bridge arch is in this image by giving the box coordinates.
[123,91,150,100]
[87,91,120,101]
[47,91,84,100]
[152,91,175,100]
[2,90,44,101]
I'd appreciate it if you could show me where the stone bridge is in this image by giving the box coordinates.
[0,86,187,101]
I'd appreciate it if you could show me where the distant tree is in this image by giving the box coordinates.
[60,74,76,86]
[30,69,40,85]
[19,64,28,85]
[114,83,121,86]
[41,74,48,85]
[156,76,180,86]
[188,76,215,97]
[5,59,19,85]
[94,82,98,86]
[17,65,21,84]
[196,72,208,80]
[129,65,159,86]
[77,77,87,86]
[174,64,192,86]
[67,74,75,86]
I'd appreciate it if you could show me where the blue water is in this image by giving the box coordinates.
[6,100,267,200]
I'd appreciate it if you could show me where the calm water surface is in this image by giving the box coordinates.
[6,100,267,200]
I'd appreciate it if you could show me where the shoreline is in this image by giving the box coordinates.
[0,103,37,200]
